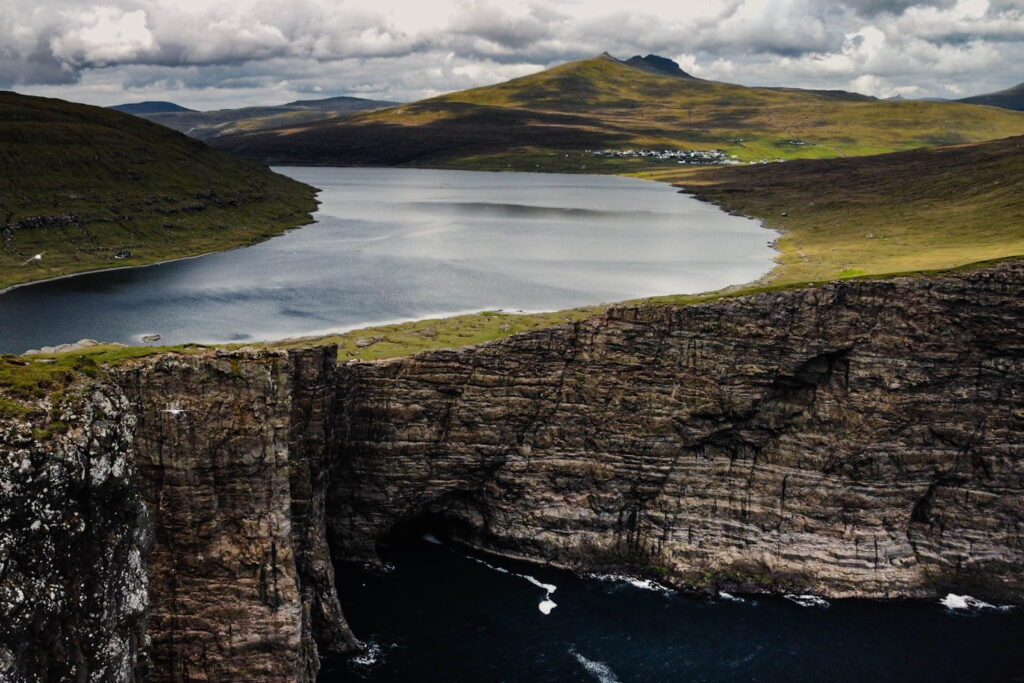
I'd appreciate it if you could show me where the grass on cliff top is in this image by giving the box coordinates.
[0,344,205,420]
[269,307,603,362]
[0,91,318,291]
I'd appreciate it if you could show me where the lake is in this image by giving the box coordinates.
[322,536,1024,682]
[0,168,776,353]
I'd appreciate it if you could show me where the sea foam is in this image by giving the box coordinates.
[588,573,674,595]
[940,593,1013,612]
[784,594,830,608]
[570,648,621,683]
[464,553,558,614]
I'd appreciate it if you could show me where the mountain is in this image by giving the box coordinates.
[109,101,195,114]
[0,91,317,290]
[958,82,1024,111]
[123,95,397,141]
[622,53,695,79]
[210,53,1024,170]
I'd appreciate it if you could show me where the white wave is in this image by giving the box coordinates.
[352,640,384,667]
[941,593,1014,612]
[588,573,674,595]
[570,648,621,683]
[465,554,558,614]
[784,594,830,608]
[718,591,746,603]
[523,574,558,594]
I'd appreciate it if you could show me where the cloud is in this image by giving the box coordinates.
[1,0,1022,106]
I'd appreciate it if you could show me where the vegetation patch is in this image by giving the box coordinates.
[0,92,318,290]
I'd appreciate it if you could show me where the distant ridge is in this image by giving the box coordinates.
[109,101,194,114]
[958,82,1024,111]
[118,95,397,141]
[623,54,695,79]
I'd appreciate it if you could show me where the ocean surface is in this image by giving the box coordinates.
[322,537,1024,682]
[0,167,776,353]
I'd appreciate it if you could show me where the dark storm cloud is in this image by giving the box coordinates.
[841,0,957,18]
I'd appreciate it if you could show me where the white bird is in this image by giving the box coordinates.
[161,407,188,416]
[20,251,45,265]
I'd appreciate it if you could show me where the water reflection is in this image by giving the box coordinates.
[0,168,777,353]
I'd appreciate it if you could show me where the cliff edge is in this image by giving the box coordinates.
[2,261,1022,679]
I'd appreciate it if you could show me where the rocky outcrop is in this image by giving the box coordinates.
[330,262,1024,601]
[2,262,1023,680]
[0,382,149,681]
[116,346,360,681]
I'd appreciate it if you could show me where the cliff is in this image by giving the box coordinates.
[331,262,1024,600]
[2,261,1023,679]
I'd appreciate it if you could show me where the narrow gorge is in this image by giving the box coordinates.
[2,261,1022,680]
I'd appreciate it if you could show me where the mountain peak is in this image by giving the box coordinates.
[109,101,194,114]
[623,54,695,79]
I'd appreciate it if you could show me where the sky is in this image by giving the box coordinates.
[1,0,1023,110]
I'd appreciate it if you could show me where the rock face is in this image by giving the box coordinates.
[0,383,149,680]
[2,262,1024,680]
[330,263,1024,600]
[116,346,360,681]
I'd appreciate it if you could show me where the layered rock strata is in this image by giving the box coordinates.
[116,347,360,681]
[2,262,1023,680]
[330,263,1024,600]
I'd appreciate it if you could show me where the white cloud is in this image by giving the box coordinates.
[1,0,1022,106]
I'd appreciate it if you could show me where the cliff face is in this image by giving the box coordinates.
[116,347,360,681]
[0,382,149,680]
[330,263,1024,600]
[2,262,1023,680]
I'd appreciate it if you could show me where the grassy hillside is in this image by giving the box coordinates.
[0,91,318,290]
[647,135,1024,292]
[958,83,1024,111]
[132,95,397,141]
[212,54,1024,168]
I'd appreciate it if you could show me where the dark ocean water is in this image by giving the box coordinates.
[322,538,1024,682]
[0,167,776,353]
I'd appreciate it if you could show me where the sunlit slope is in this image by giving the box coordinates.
[212,54,1024,168]
[0,92,317,290]
[651,135,1024,291]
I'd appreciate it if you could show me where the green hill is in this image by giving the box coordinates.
[211,53,1024,169]
[958,82,1024,111]
[652,134,1024,289]
[0,91,318,290]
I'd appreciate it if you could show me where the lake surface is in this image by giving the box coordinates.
[322,537,1024,682]
[0,168,776,353]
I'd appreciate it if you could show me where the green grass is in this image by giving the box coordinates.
[649,135,1024,288]
[268,307,603,361]
[0,344,206,419]
[0,92,318,290]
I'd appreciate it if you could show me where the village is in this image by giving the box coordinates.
[587,148,737,164]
